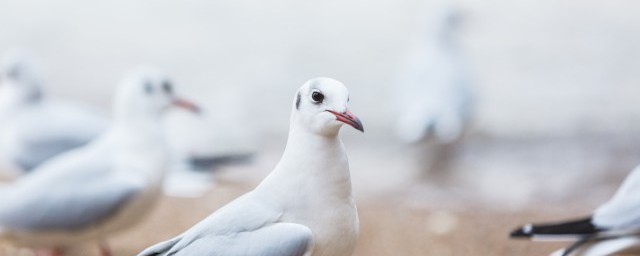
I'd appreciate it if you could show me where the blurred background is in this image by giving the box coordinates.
[1,0,640,255]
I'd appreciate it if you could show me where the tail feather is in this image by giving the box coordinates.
[187,153,254,171]
[510,217,603,240]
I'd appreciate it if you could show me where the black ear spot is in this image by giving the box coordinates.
[162,80,173,94]
[295,92,301,109]
[144,81,153,94]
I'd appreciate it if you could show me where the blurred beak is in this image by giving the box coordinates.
[171,97,201,114]
[327,109,364,132]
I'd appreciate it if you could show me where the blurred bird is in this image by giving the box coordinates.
[0,68,199,256]
[510,165,640,256]
[137,77,363,256]
[163,153,253,198]
[395,5,472,144]
[162,113,254,198]
[0,49,108,175]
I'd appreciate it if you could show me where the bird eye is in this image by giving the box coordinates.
[311,90,324,104]
[162,80,173,94]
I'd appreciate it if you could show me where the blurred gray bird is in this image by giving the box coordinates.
[0,49,108,175]
[0,68,200,256]
[511,165,640,256]
[162,152,253,198]
[137,77,363,256]
[395,6,472,144]
[162,113,254,198]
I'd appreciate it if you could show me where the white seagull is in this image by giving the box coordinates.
[137,77,364,256]
[511,165,640,256]
[0,49,108,175]
[0,68,200,256]
[395,5,472,144]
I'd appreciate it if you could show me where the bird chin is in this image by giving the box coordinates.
[327,122,345,135]
[311,122,342,137]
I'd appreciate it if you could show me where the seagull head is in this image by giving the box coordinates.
[0,49,43,104]
[114,67,200,121]
[292,77,364,136]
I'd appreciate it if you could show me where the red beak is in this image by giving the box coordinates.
[171,97,201,114]
[327,109,364,132]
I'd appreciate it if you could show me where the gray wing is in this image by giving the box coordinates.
[15,137,91,171]
[0,137,140,231]
[0,176,140,231]
[11,101,107,171]
[593,165,640,229]
[0,134,135,231]
[138,223,313,256]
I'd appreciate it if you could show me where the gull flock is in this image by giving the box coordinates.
[0,7,637,254]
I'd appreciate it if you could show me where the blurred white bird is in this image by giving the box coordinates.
[162,113,254,198]
[395,5,472,144]
[162,152,253,198]
[0,68,200,256]
[511,165,640,256]
[137,77,363,256]
[0,49,108,175]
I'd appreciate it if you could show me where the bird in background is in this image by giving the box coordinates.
[510,164,640,256]
[137,77,363,256]
[162,114,255,198]
[395,4,473,145]
[0,68,199,256]
[0,48,243,198]
[0,48,108,176]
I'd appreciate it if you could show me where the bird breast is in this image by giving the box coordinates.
[280,194,359,256]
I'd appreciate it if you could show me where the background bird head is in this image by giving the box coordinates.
[0,48,43,106]
[114,67,199,124]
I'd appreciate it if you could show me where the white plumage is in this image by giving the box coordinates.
[138,77,363,256]
[511,164,640,256]
[0,49,107,175]
[0,68,199,255]
[395,6,472,144]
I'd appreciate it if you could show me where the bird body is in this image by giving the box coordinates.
[138,77,362,256]
[0,68,199,254]
[592,164,640,230]
[511,165,640,255]
[395,6,472,144]
[0,127,165,248]
[252,125,359,256]
[0,49,107,173]
[0,99,107,172]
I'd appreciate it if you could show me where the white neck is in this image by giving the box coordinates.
[0,89,24,120]
[111,117,168,182]
[255,117,353,205]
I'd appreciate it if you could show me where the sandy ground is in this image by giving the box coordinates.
[111,189,579,256]
[1,135,638,256]
[0,184,576,256]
